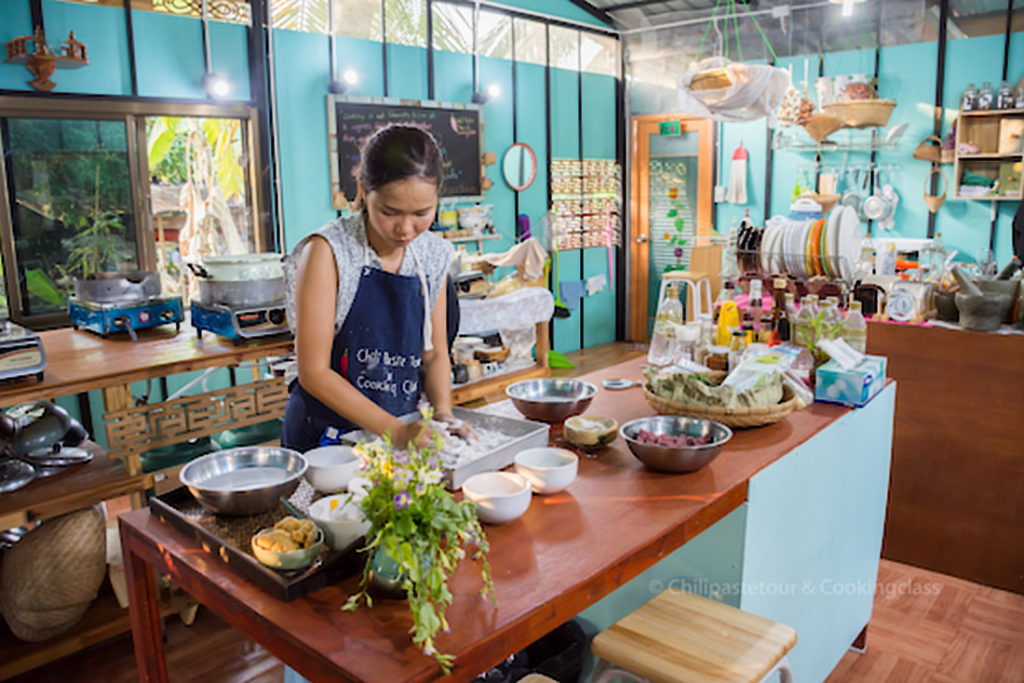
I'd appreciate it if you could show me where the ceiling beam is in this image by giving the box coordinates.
[603,0,674,12]
[564,0,617,26]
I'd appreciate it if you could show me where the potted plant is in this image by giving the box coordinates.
[343,408,495,672]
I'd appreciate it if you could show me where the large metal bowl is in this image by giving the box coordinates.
[619,416,733,473]
[179,447,308,516]
[505,378,597,423]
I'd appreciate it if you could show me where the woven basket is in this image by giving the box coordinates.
[0,506,106,641]
[802,113,844,142]
[642,382,798,429]
[822,100,897,129]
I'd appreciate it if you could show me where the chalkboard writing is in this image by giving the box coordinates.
[330,97,483,202]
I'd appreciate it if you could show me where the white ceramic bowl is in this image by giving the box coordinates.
[461,472,531,524]
[308,495,370,551]
[514,447,578,495]
[304,445,360,493]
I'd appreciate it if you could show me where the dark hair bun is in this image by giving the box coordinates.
[359,125,444,196]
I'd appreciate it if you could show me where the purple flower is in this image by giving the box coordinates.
[674,246,683,258]
[394,490,411,510]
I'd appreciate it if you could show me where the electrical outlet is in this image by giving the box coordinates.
[714,185,726,203]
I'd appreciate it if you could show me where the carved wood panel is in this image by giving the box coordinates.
[104,377,288,459]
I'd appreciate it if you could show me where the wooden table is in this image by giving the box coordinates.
[867,321,1024,594]
[0,326,293,679]
[119,357,859,683]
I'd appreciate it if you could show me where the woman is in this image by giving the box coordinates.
[282,125,457,452]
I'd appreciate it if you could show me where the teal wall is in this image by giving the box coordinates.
[276,27,621,355]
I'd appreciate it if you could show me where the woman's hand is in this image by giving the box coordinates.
[391,419,440,450]
[433,411,477,441]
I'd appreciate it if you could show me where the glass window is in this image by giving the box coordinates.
[385,0,427,47]
[2,118,139,316]
[479,10,512,60]
[63,0,252,25]
[432,2,473,53]
[513,17,546,66]
[581,32,619,77]
[334,0,383,41]
[145,116,257,298]
[271,0,329,32]
[549,25,580,71]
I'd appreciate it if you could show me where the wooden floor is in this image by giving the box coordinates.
[9,343,1024,682]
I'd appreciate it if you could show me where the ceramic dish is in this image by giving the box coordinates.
[514,447,579,494]
[251,526,324,571]
[308,495,370,551]
[462,471,531,524]
[304,445,361,493]
[808,219,826,276]
[827,205,844,271]
[564,415,618,450]
[821,209,839,278]
[835,206,862,280]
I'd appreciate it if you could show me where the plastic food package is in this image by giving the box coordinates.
[678,57,792,123]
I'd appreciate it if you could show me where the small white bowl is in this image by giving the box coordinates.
[461,472,531,524]
[514,447,578,495]
[308,495,370,551]
[304,446,360,493]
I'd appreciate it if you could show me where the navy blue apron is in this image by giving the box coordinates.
[282,239,433,452]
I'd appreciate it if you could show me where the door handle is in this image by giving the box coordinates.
[636,234,648,244]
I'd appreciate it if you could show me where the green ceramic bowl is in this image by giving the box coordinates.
[564,415,618,451]
[251,526,324,571]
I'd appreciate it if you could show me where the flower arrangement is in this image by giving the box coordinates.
[342,407,495,672]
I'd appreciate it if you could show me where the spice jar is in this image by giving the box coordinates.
[977,82,994,110]
[996,82,1015,110]
[960,83,978,111]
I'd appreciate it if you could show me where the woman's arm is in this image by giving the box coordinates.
[294,236,410,442]
[421,280,454,419]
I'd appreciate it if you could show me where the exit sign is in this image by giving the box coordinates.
[659,121,680,136]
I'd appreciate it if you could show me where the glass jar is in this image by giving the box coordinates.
[1017,85,1024,110]
[842,73,873,101]
[960,83,978,111]
[977,82,994,111]
[996,82,1016,110]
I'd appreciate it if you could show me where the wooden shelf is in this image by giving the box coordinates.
[0,443,150,531]
[958,108,1024,117]
[952,194,1023,201]
[958,152,1023,160]
[0,583,176,680]
[443,233,502,243]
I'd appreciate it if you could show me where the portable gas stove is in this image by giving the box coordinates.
[190,301,290,343]
[69,296,185,339]
[0,320,46,382]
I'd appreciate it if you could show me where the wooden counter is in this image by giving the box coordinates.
[867,321,1024,594]
[119,357,866,683]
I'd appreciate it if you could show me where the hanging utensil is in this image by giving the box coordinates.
[924,168,948,214]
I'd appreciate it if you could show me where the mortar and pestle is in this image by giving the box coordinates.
[952,265,1013,332]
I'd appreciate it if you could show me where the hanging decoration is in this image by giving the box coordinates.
[677,0,790,123]
[4,27,88,92]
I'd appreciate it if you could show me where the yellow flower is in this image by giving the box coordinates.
[663,232,671,241]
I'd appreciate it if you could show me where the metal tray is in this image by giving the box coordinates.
[150,486,363,601]
[340,406,549,489]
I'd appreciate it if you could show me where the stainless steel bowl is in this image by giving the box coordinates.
[619,416,733,473]
[179,447,308,516]
[505,378,597,423]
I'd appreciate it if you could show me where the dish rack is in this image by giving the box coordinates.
[732,248,856,301]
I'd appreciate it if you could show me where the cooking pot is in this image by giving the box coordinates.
[188,253,283,282]
[73,271,160,304]
[196,277,285,307]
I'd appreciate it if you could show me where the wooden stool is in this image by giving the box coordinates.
[591,590,797,683]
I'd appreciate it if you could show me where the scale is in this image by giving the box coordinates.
[0,320,47,382]
[190,301,290,343]
[69,296,184,339]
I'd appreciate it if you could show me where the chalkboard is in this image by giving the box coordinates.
[328,95,483,206]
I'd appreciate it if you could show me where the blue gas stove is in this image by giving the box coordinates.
[69,296,184,340]
[190,300,291,344]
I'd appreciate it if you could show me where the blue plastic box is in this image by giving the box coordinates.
[814,355,888,407]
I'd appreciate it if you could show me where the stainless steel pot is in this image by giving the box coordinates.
[73,271,160,304]
[197,277,285,307]
[188,253,284,282]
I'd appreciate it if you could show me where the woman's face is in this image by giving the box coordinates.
[364,177,438,251]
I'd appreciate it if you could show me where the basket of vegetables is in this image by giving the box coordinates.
[642,370,798,429]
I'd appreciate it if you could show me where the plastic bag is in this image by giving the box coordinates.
[678,57,791,123]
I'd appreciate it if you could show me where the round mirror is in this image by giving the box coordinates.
[502,143,537,191]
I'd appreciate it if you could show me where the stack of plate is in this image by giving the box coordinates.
[750,206,861,281]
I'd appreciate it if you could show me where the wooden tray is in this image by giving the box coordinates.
[149,487,363,601]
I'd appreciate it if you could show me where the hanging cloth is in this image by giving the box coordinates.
[726,143,749,205]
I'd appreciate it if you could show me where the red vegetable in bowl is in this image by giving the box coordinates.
[634,429,714,448]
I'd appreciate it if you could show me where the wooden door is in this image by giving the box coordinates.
[629,115,714,341]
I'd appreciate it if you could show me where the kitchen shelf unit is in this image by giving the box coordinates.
[952,108,1023,201]
[0,326,293,678]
